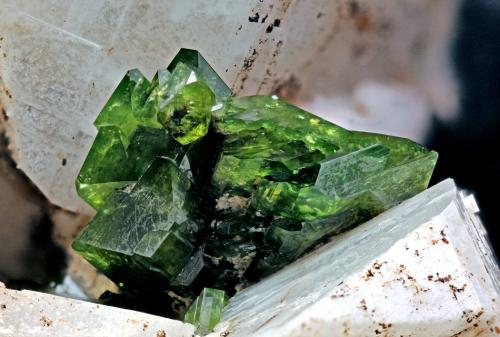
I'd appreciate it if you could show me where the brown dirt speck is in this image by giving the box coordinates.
[435,273,452,283]
[378,322,392,329]
[349,1,360,16]
[343,320,350,335]
[363,269,375,280]
[353,101,368,115]
[40,316,53,327]
[346,1,371,32]
[242,49,258,70]
[372,261,385,270]
[449,283,467,300]
[355,12,371,32]
[440,229,450,244]
[1,108,7,121]
[156,329,166,337]
[272,75,301,100]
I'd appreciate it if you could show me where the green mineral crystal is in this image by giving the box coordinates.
[73,49,438,319]
[73,157,204,290]
[184,288,227,334]
[157,81,215,145]
[75,48,229,208]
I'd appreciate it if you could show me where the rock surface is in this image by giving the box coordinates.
[0,282,195,337]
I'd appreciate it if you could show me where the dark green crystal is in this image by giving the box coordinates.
[73,49,437,319]
[74,157,203,288]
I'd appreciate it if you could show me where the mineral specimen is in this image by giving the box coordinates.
[214,179,500,337]
[184,288,227,334]
[72,49,437,318]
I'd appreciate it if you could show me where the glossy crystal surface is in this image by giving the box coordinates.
[73,49,437,319]
[184,288,226,334]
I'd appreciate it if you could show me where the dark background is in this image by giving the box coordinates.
[429,0,500,255]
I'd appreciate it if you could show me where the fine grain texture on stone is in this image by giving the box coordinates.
[0,282,195,337]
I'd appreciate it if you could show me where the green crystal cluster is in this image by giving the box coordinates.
[73,49,437,319]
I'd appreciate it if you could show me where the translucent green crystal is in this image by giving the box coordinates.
[207,95,436,274]
[167,48,232,102]
[73,157,204,287]
[76,68,165,209]
[184,288,226,335]
[157,81,215,145]
[73,49,438,318]
[76,48,229,209]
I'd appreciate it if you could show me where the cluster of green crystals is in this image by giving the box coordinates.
[73,49,437,322]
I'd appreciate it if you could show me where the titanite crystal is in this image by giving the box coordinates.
[209,96,437,275]
[72,49,437,319]
[184,288,227,335]
[73,158,204,288]
[75,48,230,209]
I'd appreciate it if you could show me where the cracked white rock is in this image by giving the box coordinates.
[0,0,459,212]
[211,179,500,337]
[0,282,195,337]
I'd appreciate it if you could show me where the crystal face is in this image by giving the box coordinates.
[73,48,438,319]
[184,288,227,334]
[76,48,230,209]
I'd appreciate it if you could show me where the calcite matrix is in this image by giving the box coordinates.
[73,49,437,315]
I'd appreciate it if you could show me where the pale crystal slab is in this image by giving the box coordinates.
[0,0,459,212]
[0,282,195,337]
[211,179,500,337]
